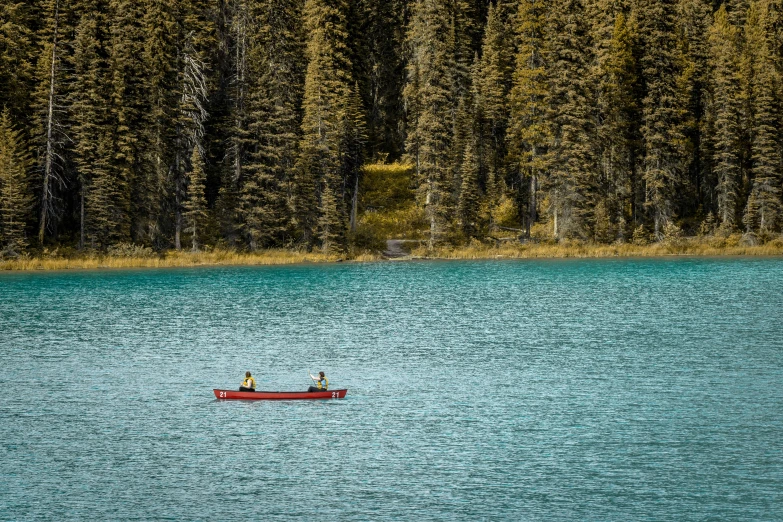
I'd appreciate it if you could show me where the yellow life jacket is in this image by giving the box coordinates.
[242,376,256,389]
[317,377,329,390]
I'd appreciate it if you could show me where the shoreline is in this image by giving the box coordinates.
[2,239,782,271]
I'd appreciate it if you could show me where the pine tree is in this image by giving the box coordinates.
[458,131,481,238]
[474,0,515,220]
[183,146,208,251]
[341,82,368,233]
[219,0,252,248]
[296,0,353,250]
[170,0,215,250]
[743,0,782,232]
[0,1,36,126]
[707,5,743,228]
[138,0,178,247]
[675,0,712,218]
[405,0,456,249]
[635,0,688,238]
[351,0,407,159]
[316,176,344,253]
[546,0,597,239]
[507,0,550,237]
[71,0,109,249]
[450,0,479,101]
[591,7,640,241]
[94,0,150,246]
[728,0,750,26]
[0,109,33,253]
[240,0,306,250]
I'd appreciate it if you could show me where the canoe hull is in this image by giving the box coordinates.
[214,389,347,400]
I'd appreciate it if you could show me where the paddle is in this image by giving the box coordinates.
[308,369,317,389]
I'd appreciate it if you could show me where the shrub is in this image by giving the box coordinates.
[662,222,684,245]
[359,163,415,213]
[107,242,156,258]
[632,225,651,245]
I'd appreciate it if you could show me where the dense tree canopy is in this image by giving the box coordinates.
[1,0,782,254]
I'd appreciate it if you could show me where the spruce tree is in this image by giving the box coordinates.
[341,82,368,233]
[170,0,215,249]
[458,132,481,238]
[316,176,344,253]
[743,0,782,232]
[219,0,252,248]
[352,0,407,159]
[296,0,353,250]
[707,5,743,228]
[71,0,109,248]
[676,0,712,218]
[546,0,597,239]
[635,0,688,237]
[97,0,151,246]
[0,1,36,126]
[240,0,306,250]
[404,0,456,249]
[183,146,208,251]
[138,0,178,247]
[474,0,515,217]
[507,0,550,236]
[0,109,33,253]
[591,9,640,241]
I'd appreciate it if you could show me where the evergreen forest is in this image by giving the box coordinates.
[2,0,783,256]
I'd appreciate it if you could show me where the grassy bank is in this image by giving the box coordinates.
[410,236,783,259]
[2,237,781,272]
[0,248,370,271]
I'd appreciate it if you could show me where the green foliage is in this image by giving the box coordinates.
[743,0,782,233]
[636,0,689,237]
[1,0,783,251]
[0,109,33,254]
[239,0,305,250]
[359,163,415,212]
[708,6,743,229]
[591,10,639,243]
[183,147,208,251]
[356,162,423,244]
[404,0,457,248]
[106,242,155,258]
[507,0,550,234]
[545,0,597,239]
[296,0,354,250]
[457,135,481,238]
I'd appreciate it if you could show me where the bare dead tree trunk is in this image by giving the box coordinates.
[192,222,197,252]
[79,189,84,249]
[39,0,60,245]
[529,172,537,239]
[175,148,182,250]
[350,170,358,233]
[174,38,208,251]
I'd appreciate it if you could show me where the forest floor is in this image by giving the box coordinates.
[2,236,782,271]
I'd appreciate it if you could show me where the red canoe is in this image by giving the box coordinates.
[214,389,348,400]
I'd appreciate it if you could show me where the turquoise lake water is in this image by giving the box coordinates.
[1,258,782,520]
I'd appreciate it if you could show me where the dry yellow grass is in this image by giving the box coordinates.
[2,236,781,271]
[410,238,783,260]
[0,248,343,271]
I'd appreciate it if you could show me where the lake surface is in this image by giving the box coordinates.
[1,258,782,521]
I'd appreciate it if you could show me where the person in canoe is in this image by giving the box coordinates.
[239,371,256,392]
[308,371,328,392]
